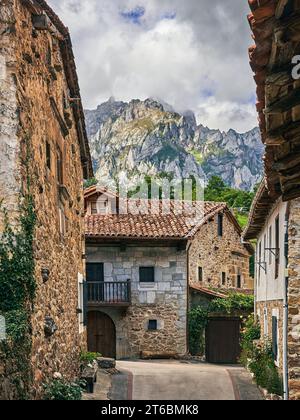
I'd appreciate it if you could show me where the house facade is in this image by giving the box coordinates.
[84,186,253,359]
[247,0,300,400]
[244,183,289,370]
[0,0,92,399]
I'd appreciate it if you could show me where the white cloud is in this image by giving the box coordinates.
[47,0,257,132]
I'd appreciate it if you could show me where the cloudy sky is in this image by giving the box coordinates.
[48,0,257,132]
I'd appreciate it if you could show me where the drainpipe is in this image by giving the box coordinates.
[186,242,192,355]
[283,203,290,401]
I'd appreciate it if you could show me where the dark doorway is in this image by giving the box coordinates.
[206,317,241,364]
[87,311,116,358]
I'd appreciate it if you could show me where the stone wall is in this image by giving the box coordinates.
[0,0,21,229]
[0,1,87,398]
[256,300,284,370]
[87,245,187,358]
[188,212,253,290]
[288,198,300,400]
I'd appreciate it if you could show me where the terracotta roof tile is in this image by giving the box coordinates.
[85,200,227,240]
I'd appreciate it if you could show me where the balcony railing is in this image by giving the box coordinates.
[87,281,131,306]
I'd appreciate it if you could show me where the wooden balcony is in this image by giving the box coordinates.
[87,281,131,307]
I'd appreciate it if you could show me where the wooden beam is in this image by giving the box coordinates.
[267,120,300,139]
[282,187,300,201]
[279,12,300,42]
[265,135,286,146]
[276,0,289,18]
[273,153,300,171]
[264,88,300,114]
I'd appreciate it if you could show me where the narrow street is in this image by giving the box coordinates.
[108,360,263,401]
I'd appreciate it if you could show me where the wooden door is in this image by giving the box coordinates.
[87,312,116,358]
[206,318,241,364]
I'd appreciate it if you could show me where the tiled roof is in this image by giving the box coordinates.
[189,284,228,299]
[85,200,227,240]
[84,185,118,199]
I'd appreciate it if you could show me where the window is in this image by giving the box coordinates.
[272,316,278,361]
[148,320,158,331]
[139,267,155,283]
[99,200,108,215]
[237,273,242,289]
[59,204,67,236]
[46,141,51,170]
[198,267,203,283]
[217,213,223,237]
[91,202,97,215]
[46,43,52,66]
[222,272,226,286]
[86,263,104,283]
[275,216,280,279]
[56,146,63,185]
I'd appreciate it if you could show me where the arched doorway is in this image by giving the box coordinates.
[87,311,116,358]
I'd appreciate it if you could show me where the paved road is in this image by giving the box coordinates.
[112,360,263,401]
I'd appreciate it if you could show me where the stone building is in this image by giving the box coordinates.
[247,0,300,400]
[84,186,253,359]
[0,0,92,398]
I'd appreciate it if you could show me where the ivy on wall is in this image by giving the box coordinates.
[188,293,254,356]
[0,195,36,399]
[0,131,37,399]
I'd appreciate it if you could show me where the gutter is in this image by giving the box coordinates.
[283,203,290,401]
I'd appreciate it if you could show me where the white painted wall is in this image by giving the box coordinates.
[255,199,287,302]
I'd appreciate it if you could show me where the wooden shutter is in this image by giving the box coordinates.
[86,263,104,283]
[83,281,88,327]
[139,267,155,283]
[272,316,278,361]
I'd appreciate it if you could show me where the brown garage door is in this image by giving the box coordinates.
[206,318,241,364]
[88,311,116,358]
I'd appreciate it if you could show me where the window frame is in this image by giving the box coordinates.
[222,272,226,286]
[86,263,104,283]
[217,213,224,237]
[139,267,155,283]
[46,141,51,171]
[148,320,158,331]
[198,267,203,283]
[56,145,64,186]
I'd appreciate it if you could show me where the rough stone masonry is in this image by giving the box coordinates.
[0,0,92,399]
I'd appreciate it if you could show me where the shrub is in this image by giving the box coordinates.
[248,343,283,396]
[80,351,102,365]
[240,316,283,396]
[43,379,84,401]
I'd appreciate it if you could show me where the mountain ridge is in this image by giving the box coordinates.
[85,98,264,191]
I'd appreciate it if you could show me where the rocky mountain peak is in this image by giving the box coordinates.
[85,98,264,191]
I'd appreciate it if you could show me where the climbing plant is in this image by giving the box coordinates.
[188,293,254,356]
[0,195,36,399]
